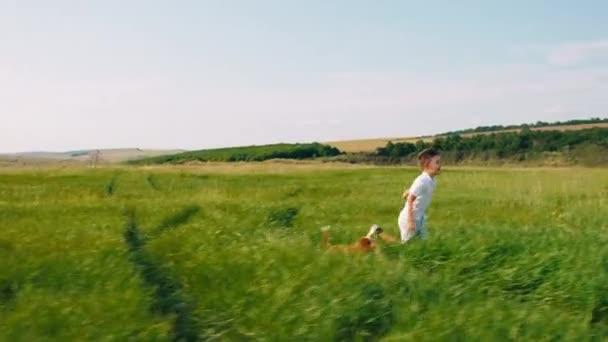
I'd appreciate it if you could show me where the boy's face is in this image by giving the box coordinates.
[423,156,442,176]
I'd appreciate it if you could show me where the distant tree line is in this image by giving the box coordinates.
[442,117,607,135]
[130,121,608,166]
[375,128,608,161]
[130,143,341,164]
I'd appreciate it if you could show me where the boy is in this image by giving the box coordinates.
[367,148,442,243]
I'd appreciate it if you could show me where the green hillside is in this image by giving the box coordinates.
[129,143,341,165]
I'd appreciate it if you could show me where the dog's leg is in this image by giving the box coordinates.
[321,226,330,249]
[378,232,400,244]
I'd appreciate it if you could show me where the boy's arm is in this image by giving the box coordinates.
[406,193,417,232]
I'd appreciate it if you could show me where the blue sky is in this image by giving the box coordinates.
[2,1,607,152]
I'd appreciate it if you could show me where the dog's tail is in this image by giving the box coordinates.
[321,226,330,249]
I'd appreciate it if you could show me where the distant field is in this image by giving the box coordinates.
[0,149,186,164]
[1,164,607,340]
[325,136,433,154]
[327,122,608,152]
[82,149,186,163]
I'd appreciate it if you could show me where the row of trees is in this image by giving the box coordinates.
[443,117,607,135]
[375,128,608,159]
[132,143,341,164]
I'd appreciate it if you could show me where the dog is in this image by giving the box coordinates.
[320,226,377,253]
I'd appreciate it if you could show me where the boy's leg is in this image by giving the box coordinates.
[399,217,418,243]
[418,224,429,240]
[418,216,429,240]
[400,216,427,243]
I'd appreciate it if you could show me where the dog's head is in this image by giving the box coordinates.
[357,237,375,250]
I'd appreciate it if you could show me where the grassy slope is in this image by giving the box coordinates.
[129,143,339,165]
[1,165,608,340]
[328,122,608,153]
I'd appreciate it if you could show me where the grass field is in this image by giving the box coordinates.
[1,164,608,340]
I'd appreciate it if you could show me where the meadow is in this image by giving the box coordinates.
[1,163,607,341]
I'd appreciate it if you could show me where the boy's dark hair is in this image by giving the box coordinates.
[417,148,440,165]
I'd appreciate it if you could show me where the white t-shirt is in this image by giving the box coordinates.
[399,171,437,222]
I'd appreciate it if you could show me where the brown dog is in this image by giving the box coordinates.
[321,226,376,253]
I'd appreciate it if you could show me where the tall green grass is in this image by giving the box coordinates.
[0,171,171,340]
[1,166,607,340]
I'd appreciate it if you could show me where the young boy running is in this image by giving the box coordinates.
[367,148,442,243]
